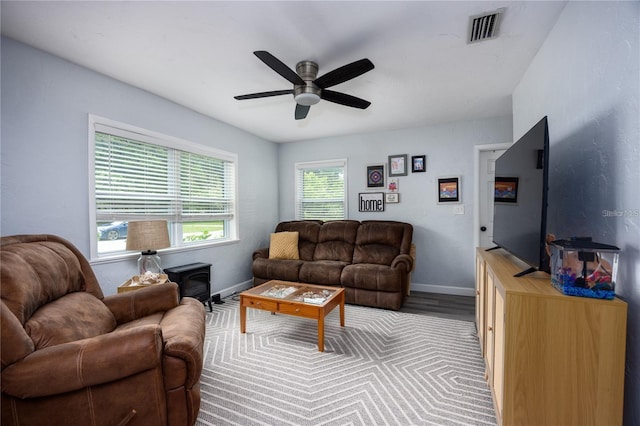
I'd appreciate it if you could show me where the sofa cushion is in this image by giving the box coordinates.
[252,258,305,282]
[313,220,359,262]
[269,232,300,260]
[25,292,117,350]
[299,260,348,285]
[341,264,402,292]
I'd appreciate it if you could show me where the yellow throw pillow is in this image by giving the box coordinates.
[269,232,300,260]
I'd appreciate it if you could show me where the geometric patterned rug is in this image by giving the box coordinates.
[196,298,496,425]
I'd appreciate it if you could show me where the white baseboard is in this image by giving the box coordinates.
[410,283,476,297]
[218,280,253,299]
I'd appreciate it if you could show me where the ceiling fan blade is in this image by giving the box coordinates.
[313,58,374,89]
[234,89,293,100]
[254,51,305,86]
[295,104,310,120]
[321,90,371,109]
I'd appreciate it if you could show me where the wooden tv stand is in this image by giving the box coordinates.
[475,248,627,426]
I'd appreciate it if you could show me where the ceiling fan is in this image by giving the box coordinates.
[234,51,374,120]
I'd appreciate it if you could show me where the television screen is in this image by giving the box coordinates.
[492,116,550,276]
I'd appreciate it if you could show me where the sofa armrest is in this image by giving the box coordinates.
[104,282,180,324]
[391,253,413,272]
[253,247,269,260]
[1,325,163,399]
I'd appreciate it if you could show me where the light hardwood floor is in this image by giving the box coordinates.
[400,291,475,322]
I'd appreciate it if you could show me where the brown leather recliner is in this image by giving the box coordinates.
[1,234,205,426]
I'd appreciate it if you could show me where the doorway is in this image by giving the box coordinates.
[474,144,510,250]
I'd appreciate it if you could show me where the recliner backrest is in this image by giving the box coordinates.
[313,220,359,262]
[275,221,322,261]
[353,221,413,265]
[0,235,108,368]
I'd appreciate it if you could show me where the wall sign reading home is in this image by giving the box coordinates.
[359,192,385,212]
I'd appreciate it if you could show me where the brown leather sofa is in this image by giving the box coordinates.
[1,234,205,426]
[252,220,413,310]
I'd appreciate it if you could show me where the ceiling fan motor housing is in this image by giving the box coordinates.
[294,61,321,105]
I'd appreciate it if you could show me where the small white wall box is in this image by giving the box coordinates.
[550,239,619,300]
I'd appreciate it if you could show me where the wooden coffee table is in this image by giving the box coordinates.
[240,280,345,352]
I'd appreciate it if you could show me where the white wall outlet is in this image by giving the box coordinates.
[453,204,465,215]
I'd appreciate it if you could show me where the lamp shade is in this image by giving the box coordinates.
[126,220,170,252]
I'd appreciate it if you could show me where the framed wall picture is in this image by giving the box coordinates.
[494,177,519,203]
[412,155,426,173]
[437,176,460,203]
[385,193,399,203]
[387,178,399,192]
[388,154,408,176]
[359,192,385,212]
[366,164,385,189]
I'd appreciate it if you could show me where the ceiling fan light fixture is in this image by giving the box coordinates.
[294,92,321,106]
[234,51,374,120]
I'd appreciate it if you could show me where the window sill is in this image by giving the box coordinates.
[89,238,240,265]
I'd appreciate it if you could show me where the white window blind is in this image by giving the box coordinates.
[295,159,347,221]
[179,151,234,221]
[90,116,237,257]
[95,132,235,222]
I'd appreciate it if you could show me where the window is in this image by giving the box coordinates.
[295,159,347,221]
[89,116,237,258]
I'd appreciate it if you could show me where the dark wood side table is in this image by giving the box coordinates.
[164,263,212,312]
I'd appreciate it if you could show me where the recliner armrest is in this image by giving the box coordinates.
[104,282,179,324]
[253,247,269,260]
[1,325,163,398]
[160,298,206,389]
[391,253,413,272]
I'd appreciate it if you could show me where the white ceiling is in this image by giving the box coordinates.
[1,1,566,143]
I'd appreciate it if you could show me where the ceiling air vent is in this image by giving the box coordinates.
[468,9,504,44]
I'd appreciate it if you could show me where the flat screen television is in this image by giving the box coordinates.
[491,116,550,277]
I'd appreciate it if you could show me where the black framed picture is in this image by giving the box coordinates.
[366,165,385,189]
[494,177,519,203]
[388,154,408,176]
[437,177,460,203]
[412,155,426,173]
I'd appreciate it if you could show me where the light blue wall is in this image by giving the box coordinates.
[1,34,513,297]
[1,37,280,296]
[513,2,640,424]
[278,116,513,294]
